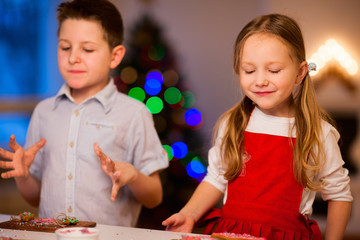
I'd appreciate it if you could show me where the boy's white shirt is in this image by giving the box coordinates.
[26,80,169,226]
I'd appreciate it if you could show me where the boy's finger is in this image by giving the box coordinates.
[8,135,20,152]
[1,170,15,179]
[0,160,14,169]
[110,183,121,201]
[94,143,108,162]
[0,148,14,160]
[106,158,115,171]
[27,138,46,155]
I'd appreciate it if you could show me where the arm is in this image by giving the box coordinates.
[316,125,353,239]
[324,200,351,240]
[14,172,42,207]
[93,142,162,208]
[162,181,223,233]
[0,135,45,206]
[127,170,162,208]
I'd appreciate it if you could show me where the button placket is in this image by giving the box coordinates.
[65,107,83,217]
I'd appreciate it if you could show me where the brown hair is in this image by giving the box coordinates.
[57,0,124,49]
[216,14,334,190]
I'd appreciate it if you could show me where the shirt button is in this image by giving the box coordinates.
[69,141,74,148]
[74,110,80,116]
[68,173,73,180]
[67,206,72,213]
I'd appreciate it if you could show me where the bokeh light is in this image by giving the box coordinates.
[164,87,181,105]
[162,144,174,161]
[186,157,206,179]
[146,70,163,84]
[163,70,179,87]
[182,91,195,108]
[145,78,162,96]
[171,141,188,159]
[120,67,138,84]
[146,96,163,114]
[128,87,145,102]
[185,108,202,126]
[309,38,358,76]
[148,44,165,61]
[169,99,185,110]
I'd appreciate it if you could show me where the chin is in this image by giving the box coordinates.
[65,80,85,89]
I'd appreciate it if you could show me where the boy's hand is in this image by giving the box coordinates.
[162,212,195,233]
[93,142,139,201]
[0,135,46,179]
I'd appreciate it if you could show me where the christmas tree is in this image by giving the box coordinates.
[113,15,208,230]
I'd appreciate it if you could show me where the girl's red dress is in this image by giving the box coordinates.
[201,131,321,240]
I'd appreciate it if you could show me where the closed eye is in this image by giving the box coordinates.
[84,49,94,53]
[269,70,280,74]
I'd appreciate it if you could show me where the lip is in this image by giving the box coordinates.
[254,91,273,96]
[68,70,86,74]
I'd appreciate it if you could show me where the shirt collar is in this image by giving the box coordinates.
[53,79,118,113]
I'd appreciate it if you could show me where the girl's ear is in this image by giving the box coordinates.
[110,45,126,69]
[296,61,308,84]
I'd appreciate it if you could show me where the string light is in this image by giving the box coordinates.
[309,39,358,76]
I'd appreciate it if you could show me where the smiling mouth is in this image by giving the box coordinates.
[254,91,273,96]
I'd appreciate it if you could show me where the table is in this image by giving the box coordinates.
[0,214,206,240]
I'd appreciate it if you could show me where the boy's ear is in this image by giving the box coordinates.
[296,61,308,84]
[110,45,126,69]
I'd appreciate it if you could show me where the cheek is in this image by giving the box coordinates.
[57,52,67,65]
[239,74,251,89]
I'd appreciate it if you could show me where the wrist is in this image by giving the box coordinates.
[15,170,30,180]
[179,209,198,223]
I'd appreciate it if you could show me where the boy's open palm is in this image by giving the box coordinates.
[93,142,139,201]
[0,135,46,179]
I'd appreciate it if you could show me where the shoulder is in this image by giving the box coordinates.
[32,96,57,114]
[321,120,340,142]
[111,92,149,115]
[111,92,153,122]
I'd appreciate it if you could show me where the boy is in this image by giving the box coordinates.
[0,0,168,227]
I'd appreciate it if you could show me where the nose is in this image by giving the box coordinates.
[255,71,269,87]
[69,49,81,64]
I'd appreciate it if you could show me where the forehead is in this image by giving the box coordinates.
[241,33,295,63]
[59,18,105,42]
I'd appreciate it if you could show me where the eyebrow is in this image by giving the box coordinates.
[58,39,97,45]
[241,61,283,65]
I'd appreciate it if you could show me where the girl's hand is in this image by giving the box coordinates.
[0,135,46,179]
[162,212,195,233]
[93,142,139,201]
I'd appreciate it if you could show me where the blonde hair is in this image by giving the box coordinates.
[215,14,334,190]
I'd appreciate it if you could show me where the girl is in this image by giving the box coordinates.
[162,14,352,240]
